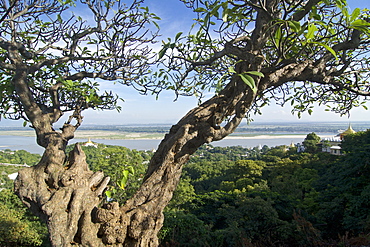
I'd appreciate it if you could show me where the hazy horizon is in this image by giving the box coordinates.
[1,119,369,128]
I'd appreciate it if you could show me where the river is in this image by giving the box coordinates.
[0,134,332,154]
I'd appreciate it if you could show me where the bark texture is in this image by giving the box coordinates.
[15,143,110,246]
[14,71,255,246]
[13,1,267,245]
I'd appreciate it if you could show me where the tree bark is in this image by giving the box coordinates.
[14,73,255,246]
[12,3,267,244]
[15,141,110,246]
[12,2,268,245]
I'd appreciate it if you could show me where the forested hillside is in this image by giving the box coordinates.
[0,150,48,246]
[159,130,370,246]
[1,130,370,246]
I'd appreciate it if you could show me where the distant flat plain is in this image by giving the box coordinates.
[1,122,368,154]
[0,129,313,140]
[0,130,164,140]
[0,121,368,140]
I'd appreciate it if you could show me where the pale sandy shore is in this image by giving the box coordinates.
[0,130,333,141]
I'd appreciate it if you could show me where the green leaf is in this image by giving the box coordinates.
[175,32,183,42]
[204,13,210,26]
[313,42,337,59]
[274,26,282,47]
[210,4,220,19]
[335,0,346,10]
[305,24,318,40]
[119,170,130,190]
[57,14,63,23]
[350,8,361,22]
[222,12,228,22]
[228,67,236,74]
[239,74,257,93]
[222,7,229,22]
[194,7,206,13]
[320,43,337,59]
[152,21,160,29]
[288,21,301,32]
[158,47,168,59]
[246,71,264,77]
[122,169,129,178]
[105,190,113,198]
[341,7,350,20]
[127,165,135,175]
[350,19,370,33]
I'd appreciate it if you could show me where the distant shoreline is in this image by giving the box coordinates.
[0,130,333,141]
[0,131,335,155]
[1,121,367,139]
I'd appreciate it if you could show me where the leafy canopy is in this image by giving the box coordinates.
[156,0,370,118]
[0,0,160,124]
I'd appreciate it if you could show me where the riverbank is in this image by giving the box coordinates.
[0,130,332,141]
[0,131,335,155]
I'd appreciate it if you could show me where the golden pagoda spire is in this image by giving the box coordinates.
[340,123,356,140]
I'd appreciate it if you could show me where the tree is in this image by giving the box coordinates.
[1,0,162,246]
[0,0,367,247]
[303,132,321,153]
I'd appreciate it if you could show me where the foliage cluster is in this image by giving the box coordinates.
[157,0,370,117]
[0,189,49,246]
[0,151,45,246]
[159,130,370,246]
[0,149,41,166]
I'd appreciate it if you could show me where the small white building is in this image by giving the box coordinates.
[330,146,342,155]
[321,136,341,153]
[321,124,356,155]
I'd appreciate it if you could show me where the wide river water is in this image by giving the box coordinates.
[0,133,333,154]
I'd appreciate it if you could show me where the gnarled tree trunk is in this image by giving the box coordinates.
[15,135,110,246]
[14,73,256,246]
[13,1,272,245]
[13,6,266,244]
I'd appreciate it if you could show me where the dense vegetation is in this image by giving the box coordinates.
[0,149,41,166]
[158,130,370,246]
[1,130,370,246]
[0,150,48,246]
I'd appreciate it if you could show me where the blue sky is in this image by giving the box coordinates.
[0,0,369,127]
[81,0,370,125]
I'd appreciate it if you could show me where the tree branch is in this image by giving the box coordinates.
[0,0,17,23]
[292,0,321,21]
